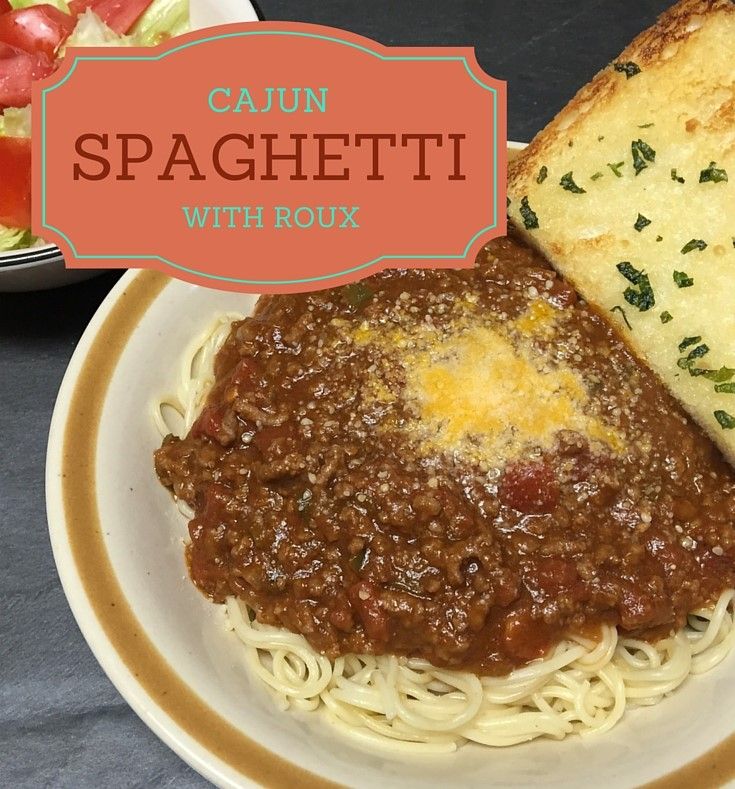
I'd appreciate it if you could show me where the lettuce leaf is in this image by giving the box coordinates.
[0,225,35,252]
[63,3,189,51]
[9,0,71,12]
[0,106,31,138]
[131,0,189,46]
[62,8,134,50]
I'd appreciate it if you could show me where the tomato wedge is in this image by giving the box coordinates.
[0,5,76,59]
[68,0,155,34]
[0,41,54,109]
[0,136,31,229]
[0,1,11,15]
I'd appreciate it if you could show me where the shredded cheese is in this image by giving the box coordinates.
[404,325,621,466]
[351,301,623,469]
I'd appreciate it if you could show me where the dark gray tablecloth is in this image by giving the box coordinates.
[0,1,672,785]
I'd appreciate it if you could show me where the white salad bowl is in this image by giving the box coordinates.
[0,0,259,293]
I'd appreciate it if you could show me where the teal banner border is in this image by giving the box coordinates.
[41,29,501,287]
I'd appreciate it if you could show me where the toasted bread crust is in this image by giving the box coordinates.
[508,0,735,465]
[510,0,735,190]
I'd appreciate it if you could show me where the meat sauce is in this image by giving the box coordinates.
[155,237,735,675]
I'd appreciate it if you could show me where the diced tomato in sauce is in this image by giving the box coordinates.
[348,581,388,643]
[616,584,673,630]
[0,5,75,59]
[502,607,556,662]
[191,403,227,441]
[68,0,154,34]
[191,360,263,444]
[187,483,231,590]
[645,531,686,574]
[229,357,259,388]
[533,557,578,591]
[253,424,291,454]
[0,135,31,228]
[196,482,230,524]
[522,557,586,609]
[499,460,560,514]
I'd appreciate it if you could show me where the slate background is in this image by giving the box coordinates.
[0,1,673,786]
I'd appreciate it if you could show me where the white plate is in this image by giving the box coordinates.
[46,143,735,787]
[0,0,259,293]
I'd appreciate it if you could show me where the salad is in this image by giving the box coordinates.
[0,0,189,252]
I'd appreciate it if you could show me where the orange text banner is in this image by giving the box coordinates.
[34,22,507,293]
